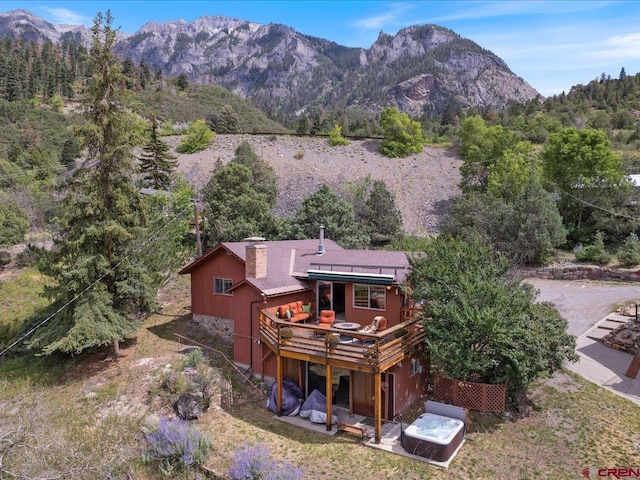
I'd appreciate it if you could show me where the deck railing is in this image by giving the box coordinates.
[258,307,425,373]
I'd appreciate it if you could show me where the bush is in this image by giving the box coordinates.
[575,231,612,265]
[183,347,206,369]
[328,125,349,146]
[176,119,215,154]
[227,443,305,480]
[617,233,640,266]
[143,417,211,475]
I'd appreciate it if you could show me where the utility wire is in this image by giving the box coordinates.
[0,201,193,358]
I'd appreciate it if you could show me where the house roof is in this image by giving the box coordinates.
[179,238,411,298]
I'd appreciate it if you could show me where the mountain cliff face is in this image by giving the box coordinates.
[0,10,540,118]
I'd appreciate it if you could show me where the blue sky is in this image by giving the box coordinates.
[4,1,640,97]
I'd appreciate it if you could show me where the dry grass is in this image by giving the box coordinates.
[2,274,640,479]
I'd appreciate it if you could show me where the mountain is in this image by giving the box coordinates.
[0,9,540,119]
[0,9,91,45]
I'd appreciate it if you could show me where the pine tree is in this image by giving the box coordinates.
[363,180,403,246]
[230,141,278,207]
[138,114,177,190]
[25,11,157,359]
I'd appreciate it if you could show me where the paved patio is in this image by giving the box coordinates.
[273,407,460,469]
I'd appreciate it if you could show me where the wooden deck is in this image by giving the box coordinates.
[258,308,425,373]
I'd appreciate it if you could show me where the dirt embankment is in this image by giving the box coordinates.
[170,134,462,235]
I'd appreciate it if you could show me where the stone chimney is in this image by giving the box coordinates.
[245,237,267,279]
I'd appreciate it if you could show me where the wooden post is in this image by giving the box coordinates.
[626,349,640,378]
[326,364,333,431]
[193,200,202,258]
[374,371,382,444]
[276,354,283,415]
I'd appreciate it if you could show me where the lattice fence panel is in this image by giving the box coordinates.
[433,376,506,413]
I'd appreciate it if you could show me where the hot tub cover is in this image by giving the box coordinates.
[404,412,464,446]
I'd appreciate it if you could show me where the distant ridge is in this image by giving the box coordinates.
[0,9,541,119]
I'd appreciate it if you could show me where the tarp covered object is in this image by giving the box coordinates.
[300,389,337,424]
[267,376,304,416]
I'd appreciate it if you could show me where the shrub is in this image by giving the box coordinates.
[176,119,215,154]
[183,347,206,369]
[329,125,349,146]
[293,149,305,160]
[617,233,640,266]
[143,417,211,475]
[575,231,612,265]
[227,443,305,480]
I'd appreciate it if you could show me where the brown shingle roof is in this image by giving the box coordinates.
[180,238,411,298]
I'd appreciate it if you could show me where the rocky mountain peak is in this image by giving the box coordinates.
[0,9,541,118]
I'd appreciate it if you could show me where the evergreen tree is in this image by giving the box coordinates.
[60,136,81,168]
[206,104,239,133]
[138,114,177,190]
[502,175,566,266]
[24,12,156,359]
[283,184,369,248]
[296,114,310,135]
[176,72,188,91]
[202,162,275,245]
[0,200,29,246]
[617,232,640,266]
[363,180,403,246]
[230,141,278,207]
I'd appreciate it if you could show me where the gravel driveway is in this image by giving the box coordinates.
[526,278,640,336]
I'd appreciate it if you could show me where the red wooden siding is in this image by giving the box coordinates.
[189,249,244,318]
[343,283,404,327]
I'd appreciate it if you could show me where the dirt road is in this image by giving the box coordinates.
[526,278,640,336]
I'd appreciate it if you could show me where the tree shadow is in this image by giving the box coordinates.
[362,139,381,153]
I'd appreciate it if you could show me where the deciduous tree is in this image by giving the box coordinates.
[541,127,627,243]
[378,107,423,158]
[176,119,214,154]
[407,236,577,399]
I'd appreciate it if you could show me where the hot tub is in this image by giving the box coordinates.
[403,412,465,461]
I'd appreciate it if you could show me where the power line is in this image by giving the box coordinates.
[0,201,192,358]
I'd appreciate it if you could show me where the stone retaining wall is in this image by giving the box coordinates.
[192,313,234,342]
[523,265,640,282]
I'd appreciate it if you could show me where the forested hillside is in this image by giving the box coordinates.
[1,28,640,266]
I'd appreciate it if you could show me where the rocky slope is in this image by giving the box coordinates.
[170,134,462,235]
[0,10,541,119]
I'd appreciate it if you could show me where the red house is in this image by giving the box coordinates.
[179,231,427,442]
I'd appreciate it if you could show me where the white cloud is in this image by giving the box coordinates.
[41,7,91,26]
[352,2,415,31]
[422,0,618,23]
[587,32,640,60]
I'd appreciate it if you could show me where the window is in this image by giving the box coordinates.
[410,358,423,376]
[214,278,233,295]
[353,284,386,310]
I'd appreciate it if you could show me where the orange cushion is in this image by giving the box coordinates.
[278,306,288,318]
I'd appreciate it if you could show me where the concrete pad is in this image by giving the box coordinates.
[568,317,640,406]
